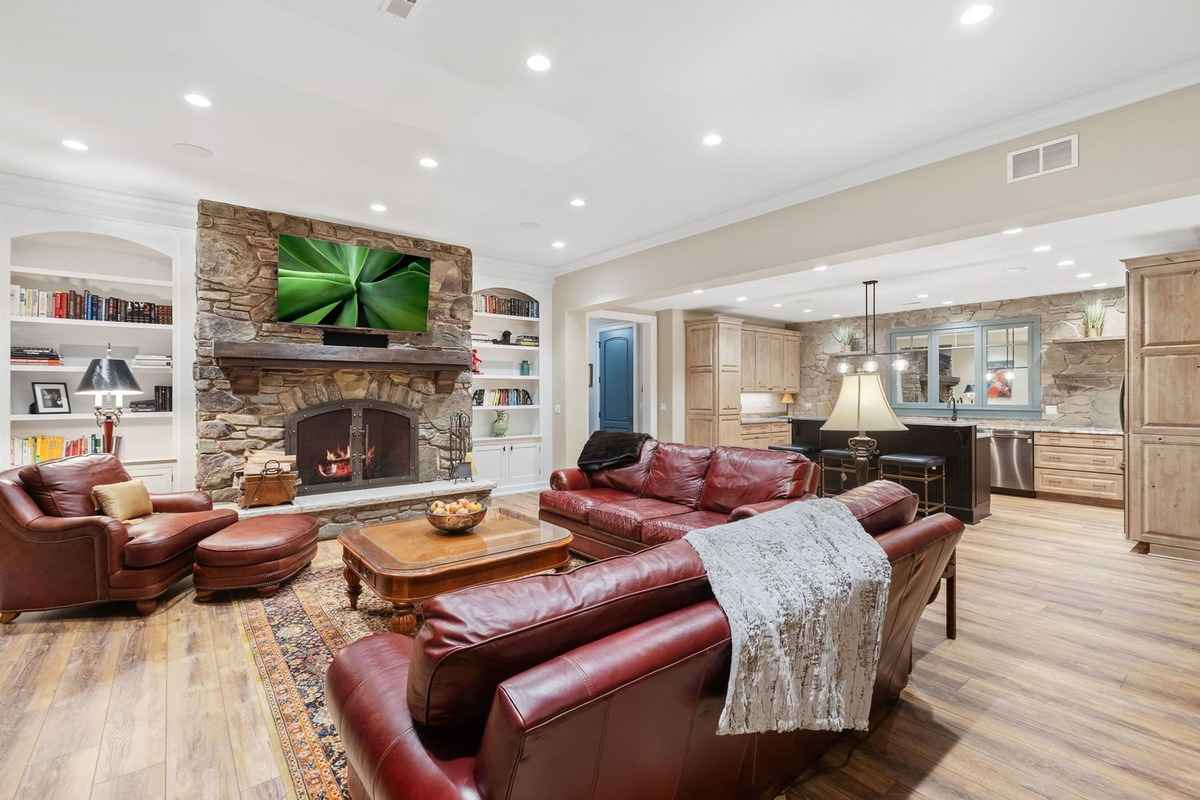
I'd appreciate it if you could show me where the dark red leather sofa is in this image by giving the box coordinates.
[539,441,819,559]
[327,481,964,800]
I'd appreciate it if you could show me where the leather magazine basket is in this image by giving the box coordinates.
[238,460,298,509]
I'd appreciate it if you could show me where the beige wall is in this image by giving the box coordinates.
[552,85,1200,465]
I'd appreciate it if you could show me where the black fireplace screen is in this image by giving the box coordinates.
[285,400,419,495]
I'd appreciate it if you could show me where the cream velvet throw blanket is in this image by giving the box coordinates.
[684,499,891,735]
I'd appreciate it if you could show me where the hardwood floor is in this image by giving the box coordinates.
[0,493,1196,799]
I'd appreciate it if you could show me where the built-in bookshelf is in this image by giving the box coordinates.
[470,285,546,494]
[3,229,186,488]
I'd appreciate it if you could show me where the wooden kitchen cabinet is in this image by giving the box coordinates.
[740,422,791,449]
[740,325,801,393]
[1033,431,1125,507]
[685,316,743,446]
[1123,249,1200,559]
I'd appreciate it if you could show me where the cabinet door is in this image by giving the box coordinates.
[472,445,507,484]
[125,463,176,493]
[718,322,741,371]
[741,330,757,391]
[719,370,742,413]
[755,334,772,391]
[768,334,785,390]
[506,443,543,487]
[719,417,743,447]
[686,323,715,368]
[1127,434,1200,552]
[784,336,801,393]
[1129,260,1200,436]
[686,416,716,447]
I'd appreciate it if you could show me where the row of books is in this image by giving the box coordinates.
[10,434,105,465]
[474,293,539,319]
[472,388,535,407]
[11,286,173,325]
[130,386,173,412]
[11,346,63,366]
[132,354,172,368]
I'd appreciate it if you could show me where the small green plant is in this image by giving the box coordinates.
[832,325,861,351]
[1083,300,1106,337]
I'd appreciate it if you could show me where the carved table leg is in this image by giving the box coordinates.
[391,603,419,636]
[344,566,362,610]
[134,599,157,617]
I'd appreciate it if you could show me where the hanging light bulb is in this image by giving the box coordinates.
[837,360,850,374]
[893,357,908,372]
[985,370,994,382]
[1004,369,1016,381]
[863,359,879,373]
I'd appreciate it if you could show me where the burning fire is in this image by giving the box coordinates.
[316,443,376,479]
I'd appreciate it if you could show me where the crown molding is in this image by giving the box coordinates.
[473,253,555,287]
[553,58,1200,278]
[0,171,195,231]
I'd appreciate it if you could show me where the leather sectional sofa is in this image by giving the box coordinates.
[0,454,238,620]
[328,480,965,800]
[540,441,820,559]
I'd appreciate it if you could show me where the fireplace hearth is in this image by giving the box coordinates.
[285,399,419,496]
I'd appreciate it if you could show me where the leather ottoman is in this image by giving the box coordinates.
[193,514,319,601]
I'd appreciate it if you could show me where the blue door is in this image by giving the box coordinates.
[598,327,635,431]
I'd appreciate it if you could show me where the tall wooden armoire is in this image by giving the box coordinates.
[1123,249,1200,560]
[684,316,742,446]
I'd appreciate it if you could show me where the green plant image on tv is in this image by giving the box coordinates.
[276,234,431,332]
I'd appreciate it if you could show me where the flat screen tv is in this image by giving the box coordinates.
[276,234,431,332]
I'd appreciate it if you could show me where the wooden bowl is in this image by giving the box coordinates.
[426,506,487,534]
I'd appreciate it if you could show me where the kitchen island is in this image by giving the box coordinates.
[791,416,991,524]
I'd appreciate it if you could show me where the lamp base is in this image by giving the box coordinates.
[95,409,122,454]
[847,433,878,488]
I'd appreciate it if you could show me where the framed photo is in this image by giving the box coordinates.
[32,382,71,414]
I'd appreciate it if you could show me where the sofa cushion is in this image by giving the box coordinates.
[585,497,692,541]
[589,440,658,495]
[408,539,709,729]
[641,510,730,545]
[698,446,815,514]
[836,480,919,535]
[18,454,131,518]
[643,443,713,508]
[124,508,239,568]
[539,488,636,523]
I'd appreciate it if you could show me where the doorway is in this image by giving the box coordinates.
[587,312,657,437]
[597,325,635,431]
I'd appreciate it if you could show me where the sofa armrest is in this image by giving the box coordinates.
[874,513,963,562]
[728,496,812,521]
[150,491,213,513]
[326,634,467,800]
[26,514,128,575]
[549,467,591,491]
[475,602,730,798]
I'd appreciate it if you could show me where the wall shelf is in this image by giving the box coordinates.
[473,312,540,322]
[473,405,540,412]
[12,317,173,332]
[1048,335,1126,344]
[471,373,540,381]
[11,265,173,289]
[10,412,173,423]
[472,342,539,352]
[9,364,173,373]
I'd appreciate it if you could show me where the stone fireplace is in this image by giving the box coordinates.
[194,200,488,530]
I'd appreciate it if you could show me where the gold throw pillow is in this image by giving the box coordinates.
[92,479,153,521]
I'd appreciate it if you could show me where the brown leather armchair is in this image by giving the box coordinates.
[0,454,238,622]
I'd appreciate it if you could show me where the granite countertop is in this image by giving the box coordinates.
[741,415,791,424]
[789,414,1123,436]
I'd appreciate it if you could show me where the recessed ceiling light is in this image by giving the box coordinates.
[569,197,586,208]
[61,138,88,152]
[942,300,954,305]
[1092,282,1109,288]
[692,289,705,295]
[1033,244,1052,253]
[802,308,813,313]
[1007,266,1028,273]
[1057,259,1075,267]
[1002,227,1024,236]
[917,293,929,299]
[813,265,829,272]
[736,296,748,302]
[419,156,439,169]
[702,132,723,147]
[519,221,541,230]
[960,4,994,26]
[369,202,388,213]
[184,92,212,108]
[526,53,552,72]
[1075,272,1093,279]
[832,313,842,318]
[172,142,214,159]
[772,303,783,308]
[551,240,566,250]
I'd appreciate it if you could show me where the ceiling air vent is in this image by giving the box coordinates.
[379,0,418,18]
[1007,134,1078,183]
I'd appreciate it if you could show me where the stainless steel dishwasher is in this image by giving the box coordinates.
[990,429,1035,494]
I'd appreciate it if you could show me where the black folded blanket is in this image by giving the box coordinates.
[578,430,652,472]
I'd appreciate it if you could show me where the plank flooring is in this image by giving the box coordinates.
[0,493,1196,799]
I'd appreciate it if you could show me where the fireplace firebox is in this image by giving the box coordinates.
[284,400,419,496]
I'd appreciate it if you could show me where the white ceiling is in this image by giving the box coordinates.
[2,1,1200,271]
[628,196,1200,320]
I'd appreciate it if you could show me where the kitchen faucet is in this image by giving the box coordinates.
[949,395,959,421]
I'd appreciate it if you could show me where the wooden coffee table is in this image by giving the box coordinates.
[338,508,572,635]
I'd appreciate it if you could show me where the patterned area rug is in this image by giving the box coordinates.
[238,548,590,800]
[237,560,394,800]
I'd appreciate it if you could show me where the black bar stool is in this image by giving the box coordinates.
[878,453,947,516]
[818,448,878,497]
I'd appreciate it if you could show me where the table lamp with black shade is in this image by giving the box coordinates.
[75,344,142,454]
[822,280,909,486]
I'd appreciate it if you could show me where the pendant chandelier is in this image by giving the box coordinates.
[985,327,1017,383]
[835,280,909,376]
